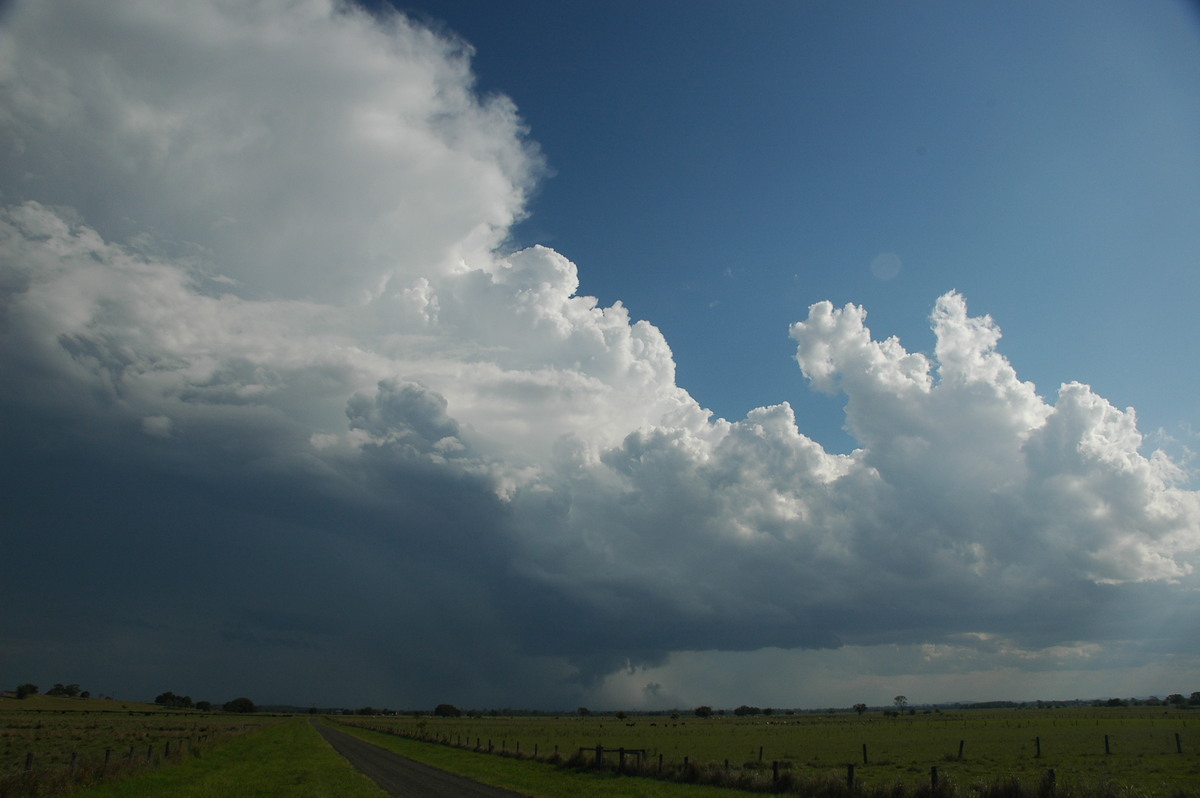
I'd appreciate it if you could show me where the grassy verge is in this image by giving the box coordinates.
[326,719,748,797]
[329,717,1200,798]
[337,709,1200,797]
[68,718,386,798]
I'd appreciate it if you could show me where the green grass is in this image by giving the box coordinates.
[326,720,762,797]
[0,702,273,773]
[6,703,1198,798]
[334,708,1200,797]
[68,718,386,798]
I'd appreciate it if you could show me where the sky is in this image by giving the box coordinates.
[1,0,1198,712]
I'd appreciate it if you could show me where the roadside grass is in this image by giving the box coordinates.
[68,718,386,798]
[327,720,749,797]
[1,709,271,774]
[1,699,281,797]
[333,708,1200,798]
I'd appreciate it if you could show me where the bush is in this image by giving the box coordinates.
[222,697,256,713]
[155,691,194,709]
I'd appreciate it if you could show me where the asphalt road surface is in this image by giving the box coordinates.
[312,721,530,798]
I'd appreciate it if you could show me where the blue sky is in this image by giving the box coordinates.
[402,0,1200,457]
[1,0,1198,712]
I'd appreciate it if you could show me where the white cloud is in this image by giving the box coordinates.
[0,0,539,303]
[0,0,1197,709]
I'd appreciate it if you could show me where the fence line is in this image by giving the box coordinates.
[335,719,1194,797]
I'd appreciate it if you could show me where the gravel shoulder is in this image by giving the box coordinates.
[312,720,530,798]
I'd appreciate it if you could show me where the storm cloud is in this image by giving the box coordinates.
[1,0,1196,709]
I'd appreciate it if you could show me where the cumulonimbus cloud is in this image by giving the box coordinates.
[0,0,1195,707]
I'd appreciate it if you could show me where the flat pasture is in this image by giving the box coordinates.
[0,695,281,796]
[341,707,1200,796]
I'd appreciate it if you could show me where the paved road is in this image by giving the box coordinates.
[312,720,530,798]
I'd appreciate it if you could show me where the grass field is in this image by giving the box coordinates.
[1,695,272,772]
[0,695,289,797]
[68,718,386,798]
[5,698,1199,797]
[335,707,1200,797]
[327,720,814,798]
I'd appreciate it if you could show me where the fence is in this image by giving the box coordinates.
[336,719,1196,798]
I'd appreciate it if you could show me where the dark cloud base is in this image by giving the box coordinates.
[1,0,1197,710]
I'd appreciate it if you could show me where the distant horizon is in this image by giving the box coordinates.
[10,687,1200,716]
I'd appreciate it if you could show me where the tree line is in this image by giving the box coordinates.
[13,683,90,699]
[8,682,256,713]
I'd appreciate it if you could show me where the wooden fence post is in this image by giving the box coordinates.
[862,743,868,764]
[1035,736,1041,758]
[773,760,779,783]
[1046,768,1057,797]
[1104,734,1110,755]
[1176,732,1183,754]
[596,744,603,766]
[847,763,856,790]
[70,752,78,772]
[24,752,33,772]
[930,766,938,791]
[958,739,965,760]
[759,745,764,762]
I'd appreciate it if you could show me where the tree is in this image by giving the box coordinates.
[433,703,461,717]
[853,703,868,716]
[196,701,213,711]
[43,683,83,697]
[222,697,256,713]
[15,683,38,699]
[894,696,908,711]
[1190,692,1200,706]
[694,705,714,718]
[577,707,590,716]
[155,691,194,709]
